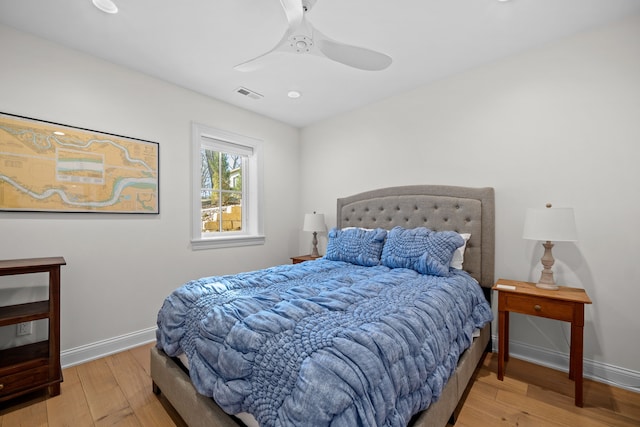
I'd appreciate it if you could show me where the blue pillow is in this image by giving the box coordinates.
[325,227,387,267]
[381,226,465,276]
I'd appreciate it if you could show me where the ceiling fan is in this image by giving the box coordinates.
[234,0,392,72]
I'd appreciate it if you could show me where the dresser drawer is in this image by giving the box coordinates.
[503,293,574,322]
[0,365,50,398]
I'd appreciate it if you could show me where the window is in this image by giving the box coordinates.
[191,123,264,249]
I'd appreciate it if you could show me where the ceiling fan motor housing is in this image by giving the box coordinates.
[289,35,313,53]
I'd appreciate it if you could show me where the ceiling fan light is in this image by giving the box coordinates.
[92,0,118,14]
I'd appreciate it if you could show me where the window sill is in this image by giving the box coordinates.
[190,235,266,250]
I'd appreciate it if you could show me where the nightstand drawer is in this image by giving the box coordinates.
[503,293,574,322]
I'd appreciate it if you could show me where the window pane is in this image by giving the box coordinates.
[222,153,242,191]
[220,196,242,232]
[202,149,220,190]
[202,191,220,232]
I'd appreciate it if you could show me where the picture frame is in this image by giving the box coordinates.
[0,112,159,214]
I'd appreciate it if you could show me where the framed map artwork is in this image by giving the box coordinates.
[0,112,159,213]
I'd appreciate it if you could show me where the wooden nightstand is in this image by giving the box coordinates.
[290,255,321,264]
[493,279,592,406]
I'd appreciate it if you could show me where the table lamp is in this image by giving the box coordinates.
[522,204,578,290]
[303,212,326,258]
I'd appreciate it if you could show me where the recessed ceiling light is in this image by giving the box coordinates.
[287,90,301,99]
[92,0,118,14]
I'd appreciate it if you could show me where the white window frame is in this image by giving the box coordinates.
[191,122,264,250]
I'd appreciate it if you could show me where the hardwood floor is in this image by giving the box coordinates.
[1,343,638,426]
[453,354,640,427]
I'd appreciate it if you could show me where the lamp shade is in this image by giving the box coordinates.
[303,213,326,232]
[522,207,578,242]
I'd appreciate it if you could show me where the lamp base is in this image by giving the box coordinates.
[536,241,559,290]
[536,282,560,291]
[310,231,320,258]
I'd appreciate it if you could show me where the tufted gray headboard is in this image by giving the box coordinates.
[337,185,495,288]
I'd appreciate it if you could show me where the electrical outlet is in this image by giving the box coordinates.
[16,321,32,336]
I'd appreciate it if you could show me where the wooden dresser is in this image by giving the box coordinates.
[0,257,66,402]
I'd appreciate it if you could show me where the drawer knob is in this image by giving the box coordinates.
[534,304,542,312]
[0,383,4,390]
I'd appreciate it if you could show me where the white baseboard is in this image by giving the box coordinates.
[61,327,156,368]
[492,334,640,394]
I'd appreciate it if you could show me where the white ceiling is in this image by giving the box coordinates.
[1,0,639,128]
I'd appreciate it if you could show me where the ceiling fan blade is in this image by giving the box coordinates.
[234,50,287,73]
[316,31,392,71]
[280,0,304,29]
[234,0,304,72]
[234,35,290,72]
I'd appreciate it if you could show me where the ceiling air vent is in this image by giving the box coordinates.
[235,87,263,100]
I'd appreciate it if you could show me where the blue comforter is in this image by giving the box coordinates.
[156,259,492,427]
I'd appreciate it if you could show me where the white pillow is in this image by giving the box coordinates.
[450,233,471,270]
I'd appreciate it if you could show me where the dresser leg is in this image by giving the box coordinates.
[49,383,61,397]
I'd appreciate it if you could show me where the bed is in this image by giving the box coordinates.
[151,184,495,427]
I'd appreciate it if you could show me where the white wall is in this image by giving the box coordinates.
[0,25,301,362]
[300,15,640,386]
